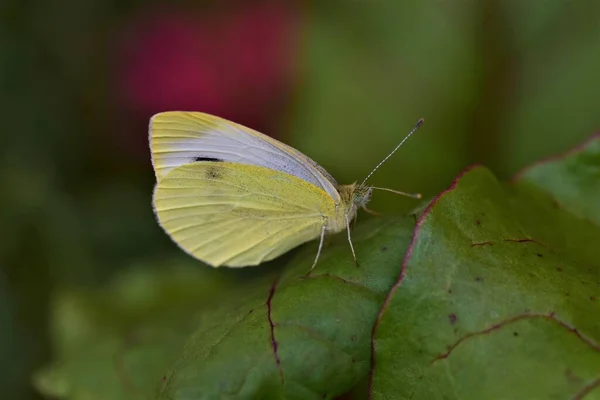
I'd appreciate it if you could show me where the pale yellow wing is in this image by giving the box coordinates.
[149,111,341,202]
[153,162,337,267]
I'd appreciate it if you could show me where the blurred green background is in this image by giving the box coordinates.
[1,1,599,398]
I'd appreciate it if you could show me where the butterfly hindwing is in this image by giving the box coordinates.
[153,162,335,267]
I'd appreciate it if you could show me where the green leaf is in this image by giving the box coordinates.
[370,135,600,399]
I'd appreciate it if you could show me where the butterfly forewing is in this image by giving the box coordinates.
[150,111,340,202]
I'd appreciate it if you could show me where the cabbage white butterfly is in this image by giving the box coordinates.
[150,112,422,272]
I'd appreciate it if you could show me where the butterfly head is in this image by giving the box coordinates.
[337,184,372,217]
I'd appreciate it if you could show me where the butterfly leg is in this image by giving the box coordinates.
[345,214,359,267]
[307,224,327,276]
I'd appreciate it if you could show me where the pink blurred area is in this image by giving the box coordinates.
[114,1,302,157]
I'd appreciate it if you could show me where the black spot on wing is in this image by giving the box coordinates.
[205,166,223,180]
[193,157,223,162]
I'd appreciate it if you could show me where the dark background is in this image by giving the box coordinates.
[1,1,599,398]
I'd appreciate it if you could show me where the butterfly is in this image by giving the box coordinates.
[150,112,423,272]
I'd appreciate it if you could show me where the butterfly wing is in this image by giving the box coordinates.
[150,111,341,203]
[153,162,336,267]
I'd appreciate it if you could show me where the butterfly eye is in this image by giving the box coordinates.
[352,187,371,207]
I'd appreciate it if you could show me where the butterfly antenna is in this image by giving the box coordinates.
[370,186,422,199]
[359,118,424,187]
